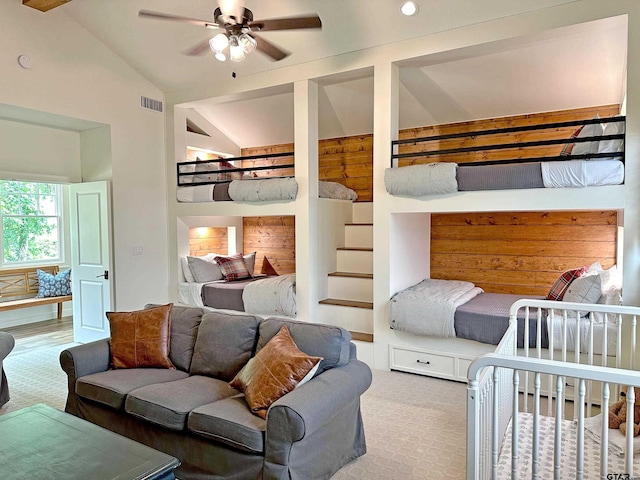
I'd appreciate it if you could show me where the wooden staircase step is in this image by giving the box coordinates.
[328,272,373,279]
[319,298,373,309]
[349,331,374,343]
[336,247,373,252]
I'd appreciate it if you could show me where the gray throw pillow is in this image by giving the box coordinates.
[187,256,223,282]
[190,312,261,381]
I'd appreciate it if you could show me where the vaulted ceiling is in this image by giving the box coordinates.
[27,1,628,148]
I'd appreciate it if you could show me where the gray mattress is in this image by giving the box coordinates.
[456,162,544,191]
[201,277,258,311]
[454,293,548,348]
[212,182,232,201]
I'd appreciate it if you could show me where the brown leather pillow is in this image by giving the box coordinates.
[229,325,322,418]
[107,303,175,369]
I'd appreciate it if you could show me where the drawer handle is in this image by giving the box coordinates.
[416,360,431,366]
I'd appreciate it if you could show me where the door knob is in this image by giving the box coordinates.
[96,270,109,280]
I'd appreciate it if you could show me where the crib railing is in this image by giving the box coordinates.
[468,301,640,480]
[467,353,640,480]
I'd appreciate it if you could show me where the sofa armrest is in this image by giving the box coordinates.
[266,358,372,442]
[59,339,110,416]
[0,332,15,362]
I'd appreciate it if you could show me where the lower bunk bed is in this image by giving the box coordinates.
[467,299,640,479]
[178,273,296,318]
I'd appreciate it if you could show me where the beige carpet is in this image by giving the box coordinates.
[0,345,468,479]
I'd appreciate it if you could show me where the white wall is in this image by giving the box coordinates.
[0,2,168,315]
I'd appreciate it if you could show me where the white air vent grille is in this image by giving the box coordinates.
[140,96,163,113]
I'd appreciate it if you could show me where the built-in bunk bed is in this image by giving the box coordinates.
[177,150,357,203]
[385,115,625,196]
[385,109,625,381]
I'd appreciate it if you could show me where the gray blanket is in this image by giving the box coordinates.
[384,163,458,196]
[228,177,298,202]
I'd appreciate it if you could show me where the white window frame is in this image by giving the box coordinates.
[0,181,64,267]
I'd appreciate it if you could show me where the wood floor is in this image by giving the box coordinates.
[3,316,73,354]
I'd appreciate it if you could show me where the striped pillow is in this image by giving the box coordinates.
[545,266,588,301]
[215,254,251,282]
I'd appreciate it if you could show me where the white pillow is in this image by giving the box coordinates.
[563,274,602,304]
[598,117,625,155]
[187,256,224,282]
[181,256,195,283]
[572,118,603,156]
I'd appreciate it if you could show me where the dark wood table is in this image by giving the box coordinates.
[0,404,180,480]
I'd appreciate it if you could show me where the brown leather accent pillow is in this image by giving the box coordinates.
[229,325,322,418]
[107,303,175,369]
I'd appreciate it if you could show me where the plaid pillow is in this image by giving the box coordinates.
[545,266,588,301]
[215,254,251,282]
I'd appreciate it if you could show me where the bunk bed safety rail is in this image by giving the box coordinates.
[177,151,294,187]
[467,353,640,480]
[391,116,625,168]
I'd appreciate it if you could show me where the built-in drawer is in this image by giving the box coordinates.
[389,345,456,380]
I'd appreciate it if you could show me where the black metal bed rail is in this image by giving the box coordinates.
[391,116,625,168]
[177,151,294,187]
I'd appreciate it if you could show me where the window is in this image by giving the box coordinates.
[0,181,62,265]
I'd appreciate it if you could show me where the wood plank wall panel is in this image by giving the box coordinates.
[241,143,295,178]
[430,210,618,296]
[243,216,296,275]
[397,105,620,166]
[241,135,374,202]
[189,227,228,256]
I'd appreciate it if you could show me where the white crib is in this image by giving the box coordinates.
[467,299,640,479]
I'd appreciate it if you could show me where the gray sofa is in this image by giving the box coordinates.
[0,331,15,406]
[60,305,372,480]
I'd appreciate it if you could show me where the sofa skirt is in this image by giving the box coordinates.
[76,398,263,480]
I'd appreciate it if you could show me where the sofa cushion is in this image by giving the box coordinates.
[145,304,204,372]
[125,375,239,431]
[257,318,351,375]
[229,325,322,419]
[107,304,174,369]
[190,312,261,381]
[76,368,188,410]
[188,397,266,453]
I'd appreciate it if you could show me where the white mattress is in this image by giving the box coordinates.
[177,282,205,307]
[497,412,639,478]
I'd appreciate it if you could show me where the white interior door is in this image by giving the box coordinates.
[69,181,113,343]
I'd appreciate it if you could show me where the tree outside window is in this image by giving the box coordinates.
[0,181,61,265]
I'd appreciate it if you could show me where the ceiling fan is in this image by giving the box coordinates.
[139,5,321,63]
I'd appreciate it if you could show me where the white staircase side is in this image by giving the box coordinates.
[344,224,373,248]
[327,274,373,302]
[352,202,373,224]
[317,303,373,334]
[336,249,373,274]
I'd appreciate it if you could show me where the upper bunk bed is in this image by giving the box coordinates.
[385,114,625,197]
[176,150,358,203]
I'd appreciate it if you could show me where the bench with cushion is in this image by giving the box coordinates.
[0,266,72,319]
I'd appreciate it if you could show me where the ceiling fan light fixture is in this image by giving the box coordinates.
[400,1,419,16]
[214,51,227,62]
[239,33,257,54]
[229,35,245,62]
[209,33,229,53]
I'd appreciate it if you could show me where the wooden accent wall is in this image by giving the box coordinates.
[430,210,618,296]
[189,227,228,256]
[240,143,295,178]
[397,105,621,166]
[243,216,296,275]
[241,135,374,202]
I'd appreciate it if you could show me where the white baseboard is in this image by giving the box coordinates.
[0,301,72,329]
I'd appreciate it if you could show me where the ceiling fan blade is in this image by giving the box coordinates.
[249,14,321,32]
[139,10,219,29]
[251,33,290,61]
[183,39,213,56]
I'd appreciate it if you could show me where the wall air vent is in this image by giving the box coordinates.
[140,96,163,113]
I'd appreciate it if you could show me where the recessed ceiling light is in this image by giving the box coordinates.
[400,1,419,16]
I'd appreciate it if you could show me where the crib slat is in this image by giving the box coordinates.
[524,308,530,414]
[492,368,499,480]
[577,379,585,480]
[601,383,609,480]
[532,372,540,479]
[512,370,520,479]
[626,385,634,475]
[554,376,563,480]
